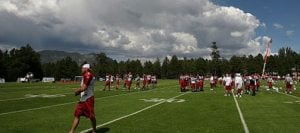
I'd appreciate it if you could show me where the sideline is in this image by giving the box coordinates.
[232,93,250,133]
[80,92,189,133]
[0,90,155,116]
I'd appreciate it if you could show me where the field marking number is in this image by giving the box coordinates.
[283,101,300,104]
[25,94,66,98]
[140,98,185,103]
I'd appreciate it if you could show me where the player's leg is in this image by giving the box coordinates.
[108,82,111,91]
[128,81,131,91]
[251,85,256,96]
[69,117,80,133]
[90,117,97,133]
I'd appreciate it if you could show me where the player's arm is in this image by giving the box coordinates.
[75,73,92,96]
[75,83,88,96]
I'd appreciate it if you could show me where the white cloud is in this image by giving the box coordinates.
[260,22,266,28]
[273,23,284,29]
[286,30,294,37]
[230,31,243,37]
[0,1,18,13]
[254,36,272,56]
[262,36,272,44]
[0,0,263,60]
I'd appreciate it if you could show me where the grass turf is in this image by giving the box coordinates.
[0,80,299,133]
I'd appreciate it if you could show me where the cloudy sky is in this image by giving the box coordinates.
[0,0,299,60]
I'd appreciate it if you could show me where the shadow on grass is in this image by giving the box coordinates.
[96,127,110,133]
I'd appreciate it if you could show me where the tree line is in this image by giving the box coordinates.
[0,44,299,82]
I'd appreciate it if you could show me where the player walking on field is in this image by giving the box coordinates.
[224,74,232,96]
[285,74,293,94]
[234,73,243,98]
[127,72,133,91]
[184,74,189,90]
[110,75,114,88]
[179,74,185,92]
[135,74,141,89]
[146,74,151,88]
[151,75,157,88]
[196,75,204,92]
[123,74,128,89]
[190,74,196,92]
[254,74,260,91]
[249,75,256,96]
[244,75,251,94]
[210,75,215,91]
[69,64,96,133]
[103,74,111,91]
[267,75,273,91]
[115,74,121,90]
[142,74,147,90]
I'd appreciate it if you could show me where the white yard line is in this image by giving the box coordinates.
[80,92,189,133]
[262,85,300,99]
[0,101,76,116]
[0,90,153,116]
[277,91,300,99]
[232,95,250,133]
[0,97,33,102]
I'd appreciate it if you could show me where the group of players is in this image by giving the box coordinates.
[179,73,295,98]
[179,74,205,92]
[103,72,158,91]
[70,63,296,133]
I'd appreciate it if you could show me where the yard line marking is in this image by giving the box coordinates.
[0,92,74,102]
[232,94,249,133]
[0,97,33,102]
[277,91,300,99]
[0,90,154,116]
[80,92,189,133]
[0,101,77,116]
[262,85,300,99]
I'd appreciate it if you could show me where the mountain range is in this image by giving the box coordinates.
[38,50,97,65]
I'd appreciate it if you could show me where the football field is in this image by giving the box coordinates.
[0,80,299,133]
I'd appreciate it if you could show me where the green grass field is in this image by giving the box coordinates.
[0,80,299,133]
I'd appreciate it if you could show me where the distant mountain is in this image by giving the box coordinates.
[38,50,97,65]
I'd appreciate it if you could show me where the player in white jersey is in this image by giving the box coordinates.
[234,73,243,98]
[210,76,215,91]
[249,75,256,96]
[142,74,147,90]
[135,74,141,89]
[151,75,157,88]
[267,75,273,91]
[115,74,121,90]
[127,72,133,91]
[254,74,260,91]
[103,74,111,91]
[110,75,114,88]
[146,74,151,88]
[197,75,204,92]
[224,74,233,96]
[70,64,96,133]
[285,74,293,94]
[190,75,197,92]
[179,74,185,92]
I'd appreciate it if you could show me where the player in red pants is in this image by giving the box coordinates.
[267,75,273,91]
[179,74,185,92]
[127,72,132,91]
[285,74,293,94]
